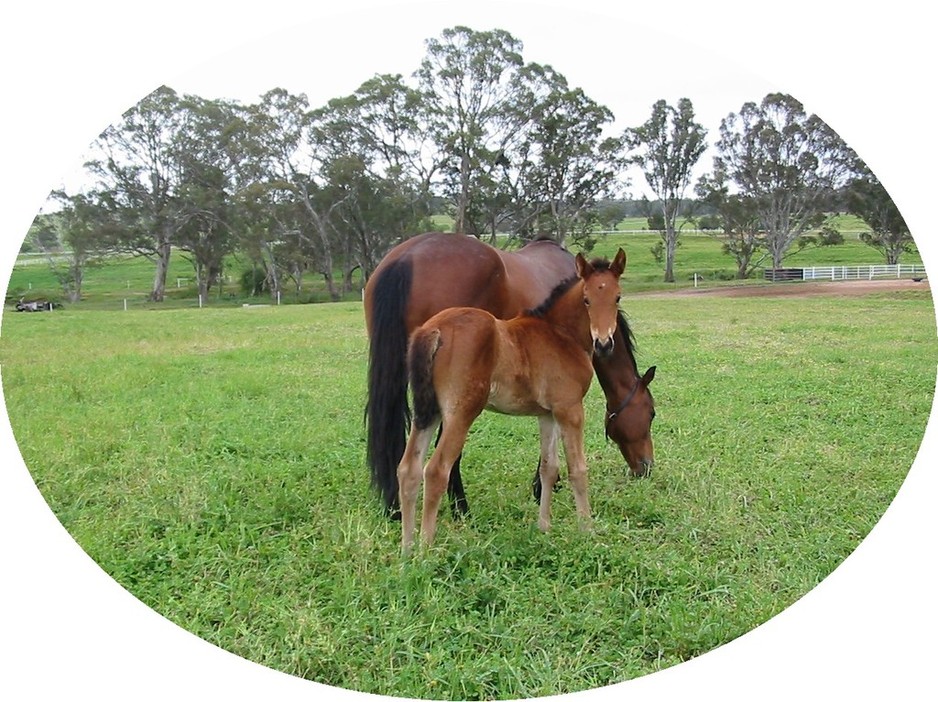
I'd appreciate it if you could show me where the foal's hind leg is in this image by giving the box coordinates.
[532,459,563,504]
[422,416,474,546]
[536,416,562,532]
[398,421,438,554]
[435,423,469,518]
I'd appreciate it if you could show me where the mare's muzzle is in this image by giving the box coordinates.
[631,458,654,478]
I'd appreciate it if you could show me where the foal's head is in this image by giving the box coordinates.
[575,248,626,359]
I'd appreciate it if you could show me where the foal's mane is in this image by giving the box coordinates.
[522,258,638,364]
[523,275,579,319]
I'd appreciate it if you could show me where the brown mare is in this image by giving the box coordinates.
[398,251,627,551]
[363,232,656,518]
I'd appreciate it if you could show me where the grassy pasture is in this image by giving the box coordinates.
[7,225,922,309]
[1,284,935,699]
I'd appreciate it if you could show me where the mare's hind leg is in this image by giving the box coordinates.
[398,421,438,554]
[536,416,562,532]
[448,453,469,518]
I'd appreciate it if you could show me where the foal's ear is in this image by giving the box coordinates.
[575,253,593,279]
[611,248,627,277]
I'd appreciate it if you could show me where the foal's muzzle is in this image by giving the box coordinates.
[593,337,615,357]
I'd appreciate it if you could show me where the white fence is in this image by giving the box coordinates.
[801,264,927,281]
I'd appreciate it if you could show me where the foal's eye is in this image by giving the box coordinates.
[584,298,591,307]
[615,294,621,303]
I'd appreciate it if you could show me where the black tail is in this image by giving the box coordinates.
[365,258,413,517]
[408,328,442,432]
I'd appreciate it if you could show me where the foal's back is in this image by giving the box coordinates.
[412,296,594,421]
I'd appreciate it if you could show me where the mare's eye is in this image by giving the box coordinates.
[615,294,621,303]
[584,298,591,307]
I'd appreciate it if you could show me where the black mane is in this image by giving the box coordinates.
[522,259,639,364]
[616,310,639,367]
[523,276,579,319]
[522,256,620,320]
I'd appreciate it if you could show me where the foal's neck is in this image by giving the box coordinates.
[542,279,592,352]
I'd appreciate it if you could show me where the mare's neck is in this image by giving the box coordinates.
[593,327,640,402]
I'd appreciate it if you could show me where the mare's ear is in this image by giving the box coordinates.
[642,365,656,386]
[575,253,593,279]
[611,248,627,277]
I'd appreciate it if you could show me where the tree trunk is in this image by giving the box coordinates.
[322,270,341,302]
[67,261,83,303]
[455,151,470,234]
[663,227,677,283]
[149,238,172,302]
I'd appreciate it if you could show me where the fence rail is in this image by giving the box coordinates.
[766,264,927,282]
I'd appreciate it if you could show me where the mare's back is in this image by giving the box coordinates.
[500,239,576,310]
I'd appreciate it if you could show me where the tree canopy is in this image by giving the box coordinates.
[28,28,910,303]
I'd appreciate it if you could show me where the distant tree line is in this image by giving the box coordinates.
[25,26,912,302]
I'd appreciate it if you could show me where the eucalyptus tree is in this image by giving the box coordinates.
[239,88,347,300]
[35,192,113,302]
[845,169,913,264]
[625,98,707,282]
[508,64,625,246]
[84,85,184,301]
[713,92,853,269]
[172,95,244,300]
[695,174,768,279]
[311,74,437,278]
[417,26,532,238]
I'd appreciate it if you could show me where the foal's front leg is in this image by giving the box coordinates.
[556,403,592,529]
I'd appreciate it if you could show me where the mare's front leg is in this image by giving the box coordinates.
[555,403,592,529]
[397,422,437,555]
[536,415,561,532]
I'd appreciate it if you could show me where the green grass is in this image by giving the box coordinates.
[1,286,934,699]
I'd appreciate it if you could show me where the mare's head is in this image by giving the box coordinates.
[604,362,656,478]
[574,248,626,359]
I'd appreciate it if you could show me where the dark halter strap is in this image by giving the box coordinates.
[605,375,643,439]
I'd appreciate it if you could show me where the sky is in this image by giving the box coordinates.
[1,2,936,700]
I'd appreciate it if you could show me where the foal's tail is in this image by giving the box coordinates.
[365,258,413,517]
[408,327,442,432]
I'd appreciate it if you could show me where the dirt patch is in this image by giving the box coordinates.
[642,278,931,299]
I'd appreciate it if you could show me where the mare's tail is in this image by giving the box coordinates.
[365,258,413,517]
